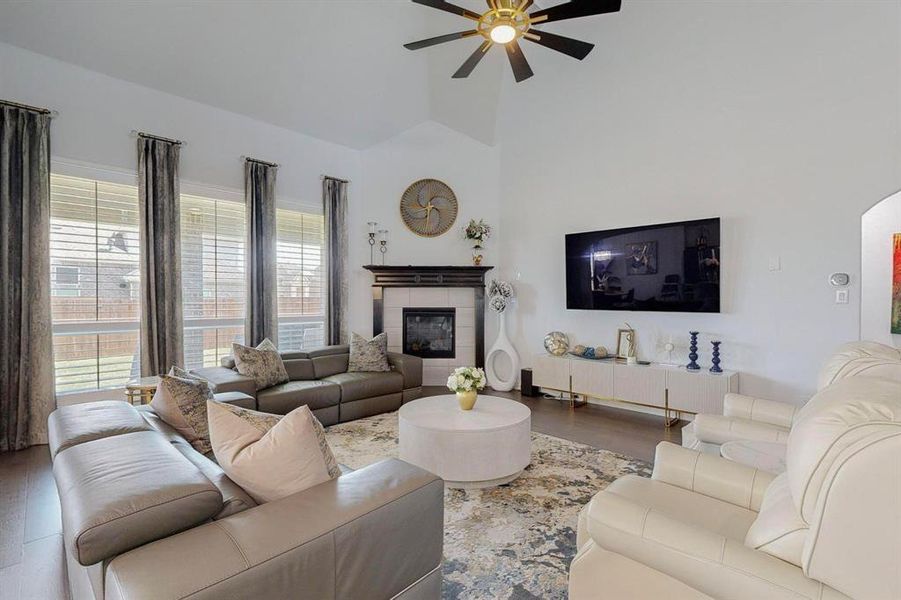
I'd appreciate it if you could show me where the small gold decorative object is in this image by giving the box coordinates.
[572,344,587,355]
[400,178,458,237]
[595,345,609,358]
[457,390,478,411]
[472,249,483,266]
[543,331,569,356]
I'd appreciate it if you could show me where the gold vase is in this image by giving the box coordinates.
[472,246,483,266]
[456,390,478,411]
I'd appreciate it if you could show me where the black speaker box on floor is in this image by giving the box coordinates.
[520,368,536,396]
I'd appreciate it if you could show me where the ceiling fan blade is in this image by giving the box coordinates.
[505,40,534,82]
[529,0,622,24]
[452,40,493,78]
[411,0,482,21]
[404,30,478,50]
[519,0,535,10]
[524,29,594,60]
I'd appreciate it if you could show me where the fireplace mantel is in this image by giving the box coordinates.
[364,265,494,368]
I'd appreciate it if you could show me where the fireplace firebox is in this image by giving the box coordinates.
[403,308,456,359]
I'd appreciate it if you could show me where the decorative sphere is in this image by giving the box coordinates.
[544,331,570,356]
[572,344,587,355]
[594,346,608,358]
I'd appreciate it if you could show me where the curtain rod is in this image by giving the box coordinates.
[0,99,58,117]
[242,156,279,168]
[130,130,186,146]
[321,174,351,184]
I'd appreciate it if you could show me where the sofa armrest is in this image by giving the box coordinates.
[191,366,257,397]
[651,442,774,511]
[388,352,423,389]
[105,459,443,600]
[723,393,798,428]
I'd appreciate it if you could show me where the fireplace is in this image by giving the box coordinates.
[403,308,456,359]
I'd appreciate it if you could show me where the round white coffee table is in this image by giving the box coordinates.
[398,395,531,489]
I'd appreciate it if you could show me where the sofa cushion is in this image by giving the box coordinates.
[284,357,316,380]
[744,473,807,567]
[191,366,257,398]
[323,371,404,403]
[306,345,349,358]
[136,405,257,520]
[150,372,215,454]
[208,402,341,503]
[48,401,152,460]
[233,338,289,390]
[256,380,341,415]
[312,353,350,379]
[213,391,257,410]
[53,430,223,566]
[348,332,391,373]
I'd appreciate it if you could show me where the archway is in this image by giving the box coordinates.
[861,190,901,346]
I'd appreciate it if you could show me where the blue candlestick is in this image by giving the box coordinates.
[710,341,723,373]
[686,331,700,370]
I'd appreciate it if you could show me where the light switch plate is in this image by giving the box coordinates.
[835,290,849,304]
[768,256,782,272]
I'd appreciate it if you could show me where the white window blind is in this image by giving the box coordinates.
[50,174,141,394]
[277,208,326,351]
[181,192,247,369]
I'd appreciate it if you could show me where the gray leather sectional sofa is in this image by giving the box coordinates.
[194,344,424,425]
[47,399,444,600]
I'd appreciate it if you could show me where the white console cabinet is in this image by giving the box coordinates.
[533,354,738,425]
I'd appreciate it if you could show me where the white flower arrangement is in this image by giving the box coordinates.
[488,295,508,313]
[446,366,487,393]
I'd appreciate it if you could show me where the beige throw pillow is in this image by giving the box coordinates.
[207,401,341,503]
[348,332,391,372]
[150,369,214,454]
[232,338,289,390]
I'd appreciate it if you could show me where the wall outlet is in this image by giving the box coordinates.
[768,256,782,272]
[835,289,849,304]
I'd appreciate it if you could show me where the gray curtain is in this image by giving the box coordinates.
[138,137,183,376]
[323,177,348,346]
[0,104,55,452]
[244,160,278,346]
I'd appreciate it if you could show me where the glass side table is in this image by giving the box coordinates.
[125,376,160,406]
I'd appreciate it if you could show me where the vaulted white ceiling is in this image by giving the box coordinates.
[0,0,623,148]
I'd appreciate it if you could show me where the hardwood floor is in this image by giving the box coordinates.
[0,390,680,600]
[0,445,68,600]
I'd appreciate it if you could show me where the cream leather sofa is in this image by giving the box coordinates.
[682,341,901,454]
[571,375,901,600]
[47,400,444,600]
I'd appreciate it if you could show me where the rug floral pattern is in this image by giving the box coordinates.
[326,412,651,599]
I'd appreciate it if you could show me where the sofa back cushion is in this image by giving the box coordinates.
[284,357,316,380]
[53,431,222,566]
[816,341,901,390]
[313,353,350,379]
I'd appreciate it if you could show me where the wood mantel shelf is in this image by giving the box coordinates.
[364,265,493,368]
[363,265,493,288]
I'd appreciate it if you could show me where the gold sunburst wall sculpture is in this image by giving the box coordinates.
[400,178,459,237]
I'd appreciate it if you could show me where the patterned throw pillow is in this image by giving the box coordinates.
[207,401,341,503]
[232,338,289,391]
[150,369,215,454]
[348,332,391,372]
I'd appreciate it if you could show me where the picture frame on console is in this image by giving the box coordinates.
[615,328,636,359]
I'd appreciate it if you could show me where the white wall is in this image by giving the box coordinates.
[0,42,359,209]
[349,121,502,340]
[497,1,901,403]
[862,190,901,347]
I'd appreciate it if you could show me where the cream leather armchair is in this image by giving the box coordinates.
[571,376,901,600]
[682,341,901,454]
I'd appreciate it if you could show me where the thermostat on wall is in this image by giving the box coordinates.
[829,273,850,286]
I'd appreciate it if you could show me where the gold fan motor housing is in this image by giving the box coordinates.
[400,178,459,237]
[476,0,537,43]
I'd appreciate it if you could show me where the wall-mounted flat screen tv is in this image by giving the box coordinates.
[565,217,720,313]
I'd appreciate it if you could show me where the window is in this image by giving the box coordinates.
[181,192,246,369]
[277,208,326,351]
[50,174,141,394]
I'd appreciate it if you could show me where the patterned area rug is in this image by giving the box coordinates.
[325,412,651,599]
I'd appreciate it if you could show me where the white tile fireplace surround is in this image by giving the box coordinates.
[384,287,476,386]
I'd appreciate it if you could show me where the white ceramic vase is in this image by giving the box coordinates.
[485,310,520,392]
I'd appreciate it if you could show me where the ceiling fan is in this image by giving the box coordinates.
[404,0,622,82]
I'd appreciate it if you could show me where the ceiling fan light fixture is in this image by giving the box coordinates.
[489,23,517,44]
